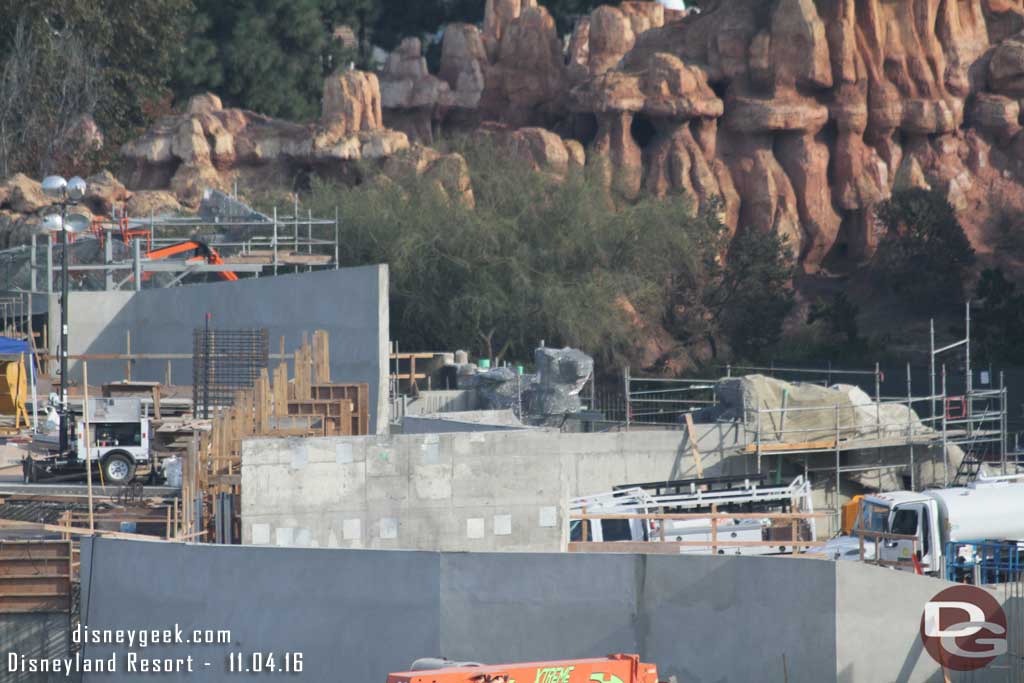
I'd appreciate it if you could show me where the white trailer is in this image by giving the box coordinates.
[569,475,815,555]
[24,397,151,484]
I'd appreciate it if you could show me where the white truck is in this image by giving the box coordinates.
[824,473,1024,577]
[569,474,816,555]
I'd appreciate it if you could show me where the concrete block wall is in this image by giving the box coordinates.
[49,265,390,432]
[241,424,747,552]
[77,538,1011,683]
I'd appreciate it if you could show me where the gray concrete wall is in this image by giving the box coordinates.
[0,613,71,683]
[48,265,389,431]
[77,538,1007,683]
[241,425,747,552]
[834,562,1018,682]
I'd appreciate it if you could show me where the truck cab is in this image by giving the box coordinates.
[867,492,943,574]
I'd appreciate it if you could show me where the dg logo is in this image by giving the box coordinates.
[920,585,1008,671]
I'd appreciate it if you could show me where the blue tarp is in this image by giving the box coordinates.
[0,336,30,356]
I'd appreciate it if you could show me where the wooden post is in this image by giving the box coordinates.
[125,330,132,381]
[684,413,704,479]
[152,385,162,420]
[710,504,718,555]
[83,362,95,532]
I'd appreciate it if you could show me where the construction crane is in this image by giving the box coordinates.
[387,654,663,683]
[144,240,238,282]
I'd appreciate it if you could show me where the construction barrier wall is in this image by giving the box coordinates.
[48,265,389,432]
[74,538,1011,683]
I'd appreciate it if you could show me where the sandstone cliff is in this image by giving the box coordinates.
[8,0,1024,277]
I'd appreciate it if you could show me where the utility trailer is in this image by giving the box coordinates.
[23,397,151,484]
[570,474,816,555]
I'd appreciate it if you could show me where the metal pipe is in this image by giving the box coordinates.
[623,367,631,431]
[30,233,37,292]
[835,404,841,534]
[942,364,948,487]
[132,239,142,291]
[1001,370,1008,476]
[272,207,279,276]
[59,206,69,455]
[907,362,915,491]
[965,301,972,436]
[929,318,936,430]
[46,238,53,295]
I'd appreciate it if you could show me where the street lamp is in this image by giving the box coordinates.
[41,175,89,455]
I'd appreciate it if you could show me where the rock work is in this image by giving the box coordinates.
[376,0,1024,272]
[121,84,409,208]
[6,0,1024,276]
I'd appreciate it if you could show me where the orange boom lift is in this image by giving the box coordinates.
[144,240,238,282]
[387,654,663,683]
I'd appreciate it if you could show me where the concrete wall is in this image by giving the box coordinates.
[77,538,1009,683]
[0,613,70,683]
[241,425,747,552]
[48,265,389,432]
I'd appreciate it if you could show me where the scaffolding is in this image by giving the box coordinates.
[0,194,342,294]
[621,306,1013,531]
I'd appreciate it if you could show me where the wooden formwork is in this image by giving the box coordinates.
[0,540,72,613]
[192,330,369,543]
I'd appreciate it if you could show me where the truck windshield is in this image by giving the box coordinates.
[857,503,890,534]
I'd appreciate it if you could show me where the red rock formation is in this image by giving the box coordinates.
[375,0,1024,272]
[121,78,409,207]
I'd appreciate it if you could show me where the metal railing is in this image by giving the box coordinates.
[855,529,920,569]
[568,510,828,554]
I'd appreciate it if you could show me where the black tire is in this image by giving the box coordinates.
[101,452,136,484]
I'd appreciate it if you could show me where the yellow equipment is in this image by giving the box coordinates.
[0,354,30,429]
[841,495,864,535]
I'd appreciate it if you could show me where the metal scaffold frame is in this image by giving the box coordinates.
[620,304,1012,531]
[0,199,342,295]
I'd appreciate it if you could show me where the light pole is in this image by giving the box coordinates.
[41,175,88,455]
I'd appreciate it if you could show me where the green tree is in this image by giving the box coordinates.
[973,268,1024,365]
[808,292,861,345]
[874,188,975,307]
[371,0,481,52]
[0,0,191,175]
[307,141,721,368]
[710,229,797,360]
[175,0,377,121]
[369,0,605,54]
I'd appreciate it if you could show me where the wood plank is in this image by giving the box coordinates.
[0,595,69,613]
[742,440,836,454]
